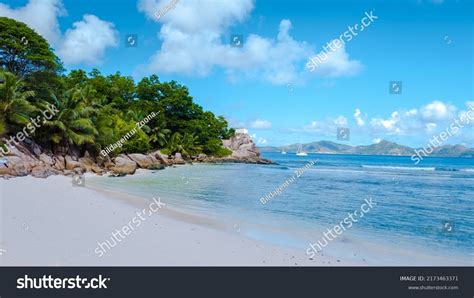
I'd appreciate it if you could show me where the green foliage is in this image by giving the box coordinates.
[166,132,202,157]
[0,71,37,133]
[42,87,98,149]
[214,147,232,157]
[106,115,151,154]
[0,17,62,77]
[0,20,235,158]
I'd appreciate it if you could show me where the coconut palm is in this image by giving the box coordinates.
[166,132,201,157]
[150,123,171,147]
[0,71,37,130]
[43,87,98,153]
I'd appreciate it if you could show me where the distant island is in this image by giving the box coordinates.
[260,140,474,158]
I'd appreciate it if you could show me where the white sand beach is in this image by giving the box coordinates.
[0,174,468,266]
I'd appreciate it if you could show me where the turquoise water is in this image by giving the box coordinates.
[89,153,474,260]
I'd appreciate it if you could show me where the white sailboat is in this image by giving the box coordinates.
[296,144,307,156]
[281,150,287,154]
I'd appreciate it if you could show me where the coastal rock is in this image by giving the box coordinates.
[173,153,185,165]
[7,143,39,172]
[104,160,115,171]
[196,153,207,161]
[52,156,66,171]
[0,166,16,176]
[5,156,29,176]
[78,156,103,174]
[223,133,260,159]
[21,139,42,156]
[31,165,58,178]
[65,155,85,171]
[111,156,137,175]
[39,153,54,166]
[218,132,271,164]
[127,153,162,169]
[152,150,170,165]
[78,156,95,172]
[91,164,104,174]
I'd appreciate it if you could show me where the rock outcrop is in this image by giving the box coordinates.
[111,155,137,175]
[210,132,272,164]
[65,155,85,172]
[127,153,163,169]
[172,152,186,165]
[151,150,170,165]
[0,132,272,179]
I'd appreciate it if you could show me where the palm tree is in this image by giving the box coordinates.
[125,109,154,133]
[43,87,98,154]
[166,132,201,157]
[181,132,201,156]
[0,71,37,131]
[150,123,171,147]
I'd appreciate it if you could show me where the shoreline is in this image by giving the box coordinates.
[0,132,272,180]
[0,175,335,266]
[1,174,470,266]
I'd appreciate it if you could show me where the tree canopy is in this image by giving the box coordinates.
[0,17,62,77]
[0,17,234,158]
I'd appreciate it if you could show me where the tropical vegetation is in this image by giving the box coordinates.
[0,17,235,158]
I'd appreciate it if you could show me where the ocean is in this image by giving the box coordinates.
[88,152,474,262]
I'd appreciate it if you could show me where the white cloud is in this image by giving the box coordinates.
[367,100,470,139]
[308,40,364,77]
[0,0,64,45]
[369,111,401,134]
[137,0,360,84]
[58,15,118,65]
[372,138,382,144]
[354,108,365,126]
[420,100,456,121]
[249,119,272,129]
[286,100,474,145]
[333,115,348,126]
[0,0,118,66]
[289,116,349,136]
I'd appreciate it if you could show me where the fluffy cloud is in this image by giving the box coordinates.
[354,108,365,126]
[420,100,456,121]
[289,115,349,137]
[0,0,64,45]
[58,15,118,65]
[287,100,474,145]
[249,119,272,129]
[333,115,348,126]
[137,0,360,84]
[308,40,363,77]
[368,101,461,137]
[0,0,118,66]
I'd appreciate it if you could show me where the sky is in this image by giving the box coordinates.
[1,0,473,147]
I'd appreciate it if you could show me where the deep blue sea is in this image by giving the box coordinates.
[89,153,474,261]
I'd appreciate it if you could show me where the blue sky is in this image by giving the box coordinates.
[1,0,473,147]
